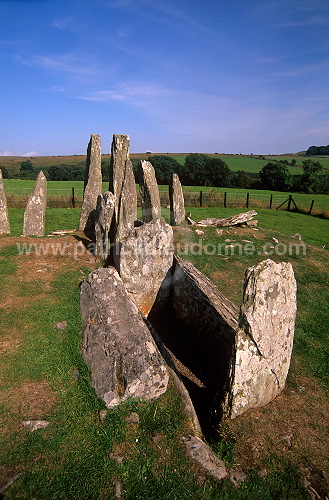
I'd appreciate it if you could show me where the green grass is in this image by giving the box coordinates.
[0,209,328,498]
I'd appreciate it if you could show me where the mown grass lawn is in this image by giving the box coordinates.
[0,208,328,499]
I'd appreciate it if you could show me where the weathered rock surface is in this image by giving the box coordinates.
[169,173,185,225]
[109,135,137,242]
[23,171,47,237]
[0,169,10,235]
[95,191,115,258]
[115,159,137,242]
[172,256,239,418]
[189,210,257,228]
[116,217,174,316]
[80,268,169,407]
[231,259,297,417]
[138,160,161,222]
[182,435,228,481]
[79,134,103,233]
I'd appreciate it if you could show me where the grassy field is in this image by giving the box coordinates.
[3,179,329,214]
[1,153,329,176]
[0,208,328,498]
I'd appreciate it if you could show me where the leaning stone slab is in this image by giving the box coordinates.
[95,191,115,258]
[80,268,169,407]
[79,134,103,233]
[116,217,174,316]
[138,160,161,222]
[231,259,297,417]
[169,173,185,225]
[0,169,10,235]
[23,171,47,237]
[172,256,239,419]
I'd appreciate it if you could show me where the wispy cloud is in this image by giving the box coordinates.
[275,59,329,77]
[0,150,38,156]
[23,53,98,76]
[0,150,13,156]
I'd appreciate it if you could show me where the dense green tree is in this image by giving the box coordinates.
[181,153,208,185]
[298,159,323,193]
[229,170,253,189]
[20,159,34,172]
[259,162,292,191]
[204,157,231,187]
[148,155,182,184]
[0,166,9,178]
[306,145,329,156]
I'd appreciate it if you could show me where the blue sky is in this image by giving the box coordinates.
[1,0,328,156]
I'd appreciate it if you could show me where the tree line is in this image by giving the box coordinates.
[1,154,328,194]
[306,145,329,156]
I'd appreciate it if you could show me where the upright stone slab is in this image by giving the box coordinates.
[116,217,174,316]
[80,267,169,407]
[79,134,102,233]
[23,171,47,237]
[231,259,297,417]
[95,191,115,258]
[169,173,185,225]
[109,135,137,242]
[138,160,161,223]
[0,169,10,235]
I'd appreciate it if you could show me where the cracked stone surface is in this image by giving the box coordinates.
[23,171,47,237]
[80,268,169,407]
[138,160,161,223]
[182,435,228,481]
[95,191,115,258]
[231,259,297,417]
[0,169,10,235]
[169,173,185,225]
[116,217,174,316]
[109,135,137,243]
[79,134,103,233]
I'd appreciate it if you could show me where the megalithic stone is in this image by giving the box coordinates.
[79,134,103,234]
[109,134,137,243]
[138,160,161,223]
[169,173,185,225]
[95,191,115,258]
[23,171,47,237]
[231,259,297,417]
[0,169,10,235]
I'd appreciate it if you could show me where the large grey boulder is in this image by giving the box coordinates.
[79,134,103,233]
[95,191,115,258]
[138,160,161,222]
[23,171,47,237]
[169,173,185,225]
[231,259,297,417]
[0,169,10,235]
[109,135,137,243]
[80,268,169,407]
[116,217,174,316]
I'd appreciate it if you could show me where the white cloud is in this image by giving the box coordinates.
[0,150,13,156]
[21,151,38,157]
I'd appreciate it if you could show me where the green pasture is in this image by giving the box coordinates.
[4,179,329,212]
[1,207,328,498]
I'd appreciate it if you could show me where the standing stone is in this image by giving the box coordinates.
[79,134,102,234]
[80,267,169,407]
[95,191,115,258]
[231,259,297,417]
[116,217,174,316]
[109,135,137,242]
[138,160,161,223]
[0,169,10,235]
[169,173,185,225]
[23,171,47,237]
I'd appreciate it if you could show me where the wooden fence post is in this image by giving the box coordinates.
[287,195,292,211]
[309,200,314,215]
[199,191,203,207]
[72,187,76,208]
[246,192,249,208]
[270,194,273,209]
[224,192,227,208]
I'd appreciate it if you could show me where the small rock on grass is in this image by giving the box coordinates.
[21,420,49,431]
[229,470,247,487]
[125,412,140,424]
[54,321,67,331]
